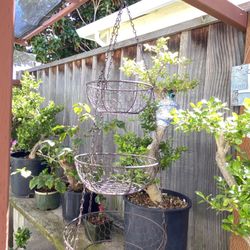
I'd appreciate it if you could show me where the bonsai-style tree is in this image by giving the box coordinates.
[120,37,198,203]
[37,103,94,192]
[12,72,63,159]
[171,97,250,246]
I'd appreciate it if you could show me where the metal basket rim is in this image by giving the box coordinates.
[63,210,167,249]
[86,79,153,91]
[74,152,158,169]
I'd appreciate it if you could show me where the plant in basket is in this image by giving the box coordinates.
[84,195,113,243]
[10,72,63,197]
[171,97,250,248]
[37,103,99,220]
[115,37,197,250]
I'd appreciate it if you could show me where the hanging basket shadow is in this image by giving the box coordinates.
[74,153,158,195]
[63,211,167,250]
[86,80,153,114]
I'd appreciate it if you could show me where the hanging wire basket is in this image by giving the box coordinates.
[64,211,167,250]
[74,153,158,195]
[86,80,153,114]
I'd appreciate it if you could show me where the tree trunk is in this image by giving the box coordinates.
[59,160,82,191]
[145,126,166,203]
[215,134,236,187]
[215,135,250,248]
[28,140,43,159]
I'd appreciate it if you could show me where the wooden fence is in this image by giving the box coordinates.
[29,19,245,250]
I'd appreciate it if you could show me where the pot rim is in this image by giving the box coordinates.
[125,189,192,212]
[35,190,58,195]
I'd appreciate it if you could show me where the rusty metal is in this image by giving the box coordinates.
[18,0,90,42]
[0,0,14,249]
[183,0,247,31]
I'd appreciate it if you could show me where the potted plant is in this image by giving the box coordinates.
[115,37,197,250]
[84,195,113,243]
[171,97,250,248]
[38,103,99,220]
[28,168,66,210]
[11,72,63,197]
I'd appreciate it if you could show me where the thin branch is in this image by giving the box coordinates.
[76,8,87,25]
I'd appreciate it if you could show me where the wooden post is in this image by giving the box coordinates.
[229,12,250,250]
[0,0,14,249]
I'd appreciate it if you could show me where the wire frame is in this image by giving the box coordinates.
[86,80,153,114]
[74,153,158,195]
[63,211,167,250]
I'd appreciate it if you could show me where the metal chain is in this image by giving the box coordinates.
[124,0,152,82]
[99,0,151,82]
[73,187,86,249]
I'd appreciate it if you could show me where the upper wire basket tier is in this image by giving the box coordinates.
[74,153,158,195]
[86,80,153,114]
[63,211,167,250]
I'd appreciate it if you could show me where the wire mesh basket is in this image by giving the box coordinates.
[74,153,158,195]
[63,211,167,250]
[86,80,153,114]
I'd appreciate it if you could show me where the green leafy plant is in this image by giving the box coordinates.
[9,227,31,250]
[119,37,196,203]
[37,103,94,192]
[171,97,250,243]
[29,168,66,193]
[16,0,140,63]
[12,72,63,159]
[121,37,198,97]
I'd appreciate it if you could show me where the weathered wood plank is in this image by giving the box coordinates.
[28,16,218,73]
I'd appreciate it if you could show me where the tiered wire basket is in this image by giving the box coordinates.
[86,80,153,114]
[74,153,158,195]
[63,1,167,249]
[63,211,167,250]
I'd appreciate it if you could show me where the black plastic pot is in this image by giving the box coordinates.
[10,152,45,197]
[62,190,99,221]
[124,189,192,250]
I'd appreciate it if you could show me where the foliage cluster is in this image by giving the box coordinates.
[121,37,198,97]
[29,168,66,193]
[18,0,139,63]
[12,72,63,153]
[36,103,94,191]
[9,227,31,250]
[171,97,250,237]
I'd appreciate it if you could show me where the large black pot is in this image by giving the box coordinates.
[124,189,192,250]
[62,190,99,221]
[10,152,45,197]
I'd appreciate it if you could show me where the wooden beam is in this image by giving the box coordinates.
[0,0,14,249]
[182,0,247,31]
[229,13,250,250]
[18,0,90,42]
